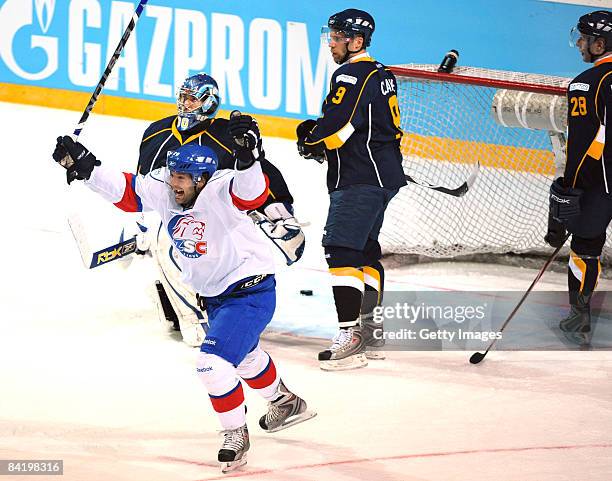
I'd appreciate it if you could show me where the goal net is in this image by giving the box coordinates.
[380,64,612,264]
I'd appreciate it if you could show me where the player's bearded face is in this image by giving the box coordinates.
[328,30,350,63]
[169,171,204,206]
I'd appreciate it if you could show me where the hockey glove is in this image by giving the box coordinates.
[544,210,568,248]
[549,177,582,222]
[228,112,264,170]
[296,119,326,163]
[53,136,101,184]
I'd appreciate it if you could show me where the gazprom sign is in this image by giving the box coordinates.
[0,0,592,125]
[0,0,337,118]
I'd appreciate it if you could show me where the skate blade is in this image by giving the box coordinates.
[264,410,317,433]
[563,331,592,346]
[319,353,368,371]
[220,454,247,473]
[365,350,386,360]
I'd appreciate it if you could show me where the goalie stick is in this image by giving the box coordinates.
[404,160,480,198]
[469,237,568,365]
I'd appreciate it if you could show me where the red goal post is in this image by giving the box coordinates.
[379,64,612,263]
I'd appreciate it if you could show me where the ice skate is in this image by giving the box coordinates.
[259,380,317,433]
[318,327,367,371]
[218,424,250,473]
[362,316,386,360]
[559,302,592,346]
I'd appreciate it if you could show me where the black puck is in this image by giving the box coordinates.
[300,289,313,296]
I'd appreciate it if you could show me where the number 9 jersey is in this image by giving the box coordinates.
[305,54,407,192]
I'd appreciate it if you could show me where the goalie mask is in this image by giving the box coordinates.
[176,73,221,132]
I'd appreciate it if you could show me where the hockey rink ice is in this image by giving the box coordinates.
[2,102,612,480]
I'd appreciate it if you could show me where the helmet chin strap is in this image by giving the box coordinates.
[338,44,364,64]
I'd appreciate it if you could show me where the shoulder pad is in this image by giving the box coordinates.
[142,115,175,139]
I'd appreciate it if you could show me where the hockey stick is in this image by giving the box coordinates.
[469,237,568,364]
[73,0,149,139]
[405,160,480,198]
[65,0,148,267]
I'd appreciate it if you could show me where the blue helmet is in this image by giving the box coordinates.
[166,144,218,183]
[328,9,375,47]
[176,73,221,132]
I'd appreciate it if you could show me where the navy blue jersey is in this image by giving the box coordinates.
[564,56,612,191]
[305,55,406,192]
[137,116,294,206]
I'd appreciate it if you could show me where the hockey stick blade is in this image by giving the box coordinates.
[469,351,486,364]
[89,237,138,269]
[405,161,480,198]
[469,238,567,364]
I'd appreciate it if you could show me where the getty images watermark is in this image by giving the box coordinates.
[371,300,502,346]
[367,291,612,351]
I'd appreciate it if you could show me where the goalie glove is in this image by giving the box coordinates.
[296,119,326,163]
[53,136,101,184]
[249,203,305,265]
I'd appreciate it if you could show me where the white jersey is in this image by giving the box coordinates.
[85,163,275,297]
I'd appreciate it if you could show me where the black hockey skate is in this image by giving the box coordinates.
[559,294,592,346]
[362,316,386,360]
[218,424,250,473]
[259,380,316,433]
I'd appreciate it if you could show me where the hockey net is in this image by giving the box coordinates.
[380,64,612,264]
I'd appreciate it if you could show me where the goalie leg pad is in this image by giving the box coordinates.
[154,224,207,347]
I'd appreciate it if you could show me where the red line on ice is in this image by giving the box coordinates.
[189,442,612,480]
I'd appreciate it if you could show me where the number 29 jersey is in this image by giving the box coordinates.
[306,54,407,192]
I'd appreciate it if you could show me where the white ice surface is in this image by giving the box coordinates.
[1,102,611,480]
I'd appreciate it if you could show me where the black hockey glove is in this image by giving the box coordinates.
[296,119,325,163]
[53,136,101,184]
[228,112,263,170]
[544,210,568,248]
[549,177,582,222]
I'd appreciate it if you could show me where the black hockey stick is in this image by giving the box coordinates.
[469,237,568,364]
[73,0,149,139]
[405,160,480,198]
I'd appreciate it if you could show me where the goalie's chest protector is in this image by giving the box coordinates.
[154,170,275,297]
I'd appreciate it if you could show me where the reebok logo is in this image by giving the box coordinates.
[551,194,570,204]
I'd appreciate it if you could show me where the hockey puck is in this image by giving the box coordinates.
[300,289,313,296]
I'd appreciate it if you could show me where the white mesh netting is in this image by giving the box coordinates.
[380,64,612,263]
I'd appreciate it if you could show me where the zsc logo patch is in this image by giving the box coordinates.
[168,214,208,258]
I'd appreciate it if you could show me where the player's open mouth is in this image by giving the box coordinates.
[174,189,184,199]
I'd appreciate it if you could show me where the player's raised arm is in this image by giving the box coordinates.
[52,135,161,213]
[227,113,269,211]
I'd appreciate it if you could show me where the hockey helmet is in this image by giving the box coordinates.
[166,144,218,184]
[570,10,612,48]
[176,73,220,132]
[325,9,375,47]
